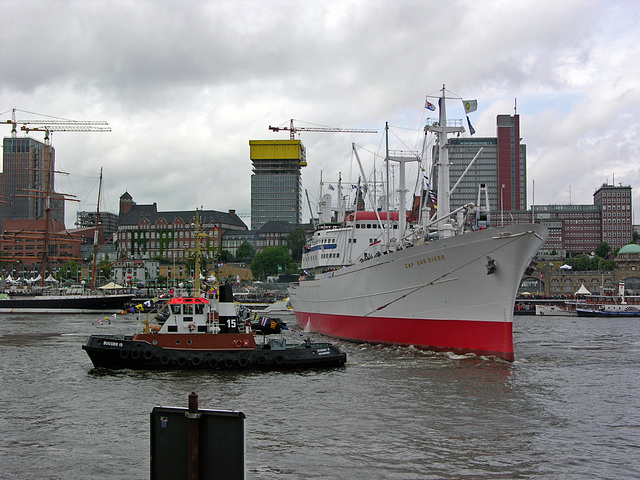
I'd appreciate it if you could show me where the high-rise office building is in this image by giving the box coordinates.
[0,137,64,231]
[593,183,633,251]
[249,139,306,230]
[436,114,526,213]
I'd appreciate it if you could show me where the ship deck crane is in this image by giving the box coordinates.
[269,119,377,140]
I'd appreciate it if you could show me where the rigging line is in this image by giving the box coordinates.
[13,108,77,122]
[352,143,385,163]
[388,125,419,153]
[443,86,463,100]
[362,233,532,317]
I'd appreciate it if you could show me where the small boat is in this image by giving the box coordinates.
[575,284,640,317]
[82,284,346,370]
[248,315,287,335]
[234,294,292,313]
[82,211,346,371]
[514,302,536,316]
[535,304,577,316]
[260,297,293,314]
[236,303,288,334]
[576,303,640,317]
[0,170,134,314]
[0,291,135,314]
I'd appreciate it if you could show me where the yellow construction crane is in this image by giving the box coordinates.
[269,119,377,140]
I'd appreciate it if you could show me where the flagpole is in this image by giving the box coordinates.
[532,179,535,223]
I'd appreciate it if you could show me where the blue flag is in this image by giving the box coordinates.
[466,115,476,135]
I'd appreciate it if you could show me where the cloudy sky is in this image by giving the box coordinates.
[2,0,639,228]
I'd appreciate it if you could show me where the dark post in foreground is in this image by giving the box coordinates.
[150,392,246,480]
[187,392,201,480]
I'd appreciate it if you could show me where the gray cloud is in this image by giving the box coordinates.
[2,0,639,226]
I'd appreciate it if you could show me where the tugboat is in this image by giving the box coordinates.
[82,211,346,371]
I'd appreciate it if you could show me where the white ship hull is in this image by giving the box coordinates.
[289,224,547,361]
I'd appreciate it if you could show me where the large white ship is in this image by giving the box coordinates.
[289,86,548,361]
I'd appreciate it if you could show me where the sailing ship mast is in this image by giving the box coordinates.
[193,209,206,298]
[2,110,110,286]
[90,168,103,291]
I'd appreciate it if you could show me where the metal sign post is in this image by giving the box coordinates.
[150,393,246,480]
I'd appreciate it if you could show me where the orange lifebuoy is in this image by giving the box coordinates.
[234,340,242,348]
[188,323,196,332]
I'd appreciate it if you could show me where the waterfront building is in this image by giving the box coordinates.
[532,204,602,258]
[0,218,82,266]
[526,242,640,296]
[76,210,119,240]
[116,192,247,262]
[614,243,640,294]
[0,136,64,231]
[254,220,295,252]
[221,229,256,257]
[501,184,633,259]
[436,114,526,213]
[249,139,305,230]
[111,258,160,287]
[593,183,633,251]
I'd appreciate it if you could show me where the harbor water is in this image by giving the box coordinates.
[0,312,638,479]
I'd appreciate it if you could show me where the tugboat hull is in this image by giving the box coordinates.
[82,334,347,370]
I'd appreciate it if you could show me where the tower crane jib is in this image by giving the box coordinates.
[269,119,377,140]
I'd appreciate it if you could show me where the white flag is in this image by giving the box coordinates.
[463,99,477,114]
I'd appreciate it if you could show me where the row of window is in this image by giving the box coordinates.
[122,230,219,240]
[251,175,300,181]
[355,223,398,229]
[600,190,631,197]
[120,222,228,231]
[305,252,342,262]
[251,189,297,194]
[251,206,298,212]
[603,204,631,210]
[251,198,298,204]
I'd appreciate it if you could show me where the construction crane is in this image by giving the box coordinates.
[6,108,110,142]
[269,119,377,140]
[2,108,111,285]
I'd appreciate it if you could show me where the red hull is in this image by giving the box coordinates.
[295,311,514,361]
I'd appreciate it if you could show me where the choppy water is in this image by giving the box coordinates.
[0,312,638,479]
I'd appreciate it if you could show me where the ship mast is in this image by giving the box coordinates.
[386,128,420,243]
[40,141,53,286]
[193,209,205,297]
[425,84,465,231]
[90,168,103,291]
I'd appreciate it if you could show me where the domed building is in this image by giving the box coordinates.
[615,243,640,295]
[616,243,640,262]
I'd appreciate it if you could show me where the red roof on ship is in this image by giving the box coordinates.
[344,211,402,222]
[169,297,210,305]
